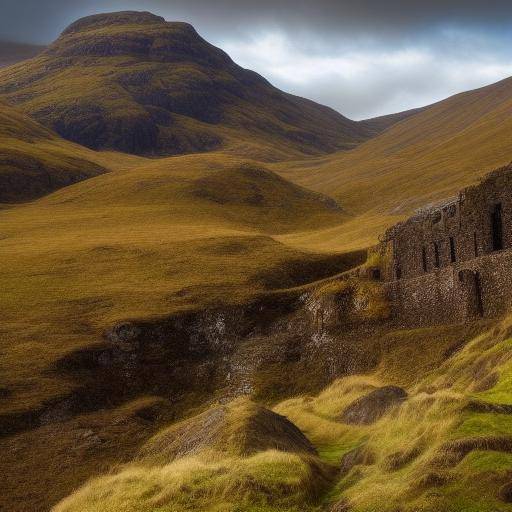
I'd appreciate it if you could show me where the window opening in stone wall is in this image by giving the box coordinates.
[474,232,478,257]
[491,203,503,251]
[433,242,440,268]
[474,271,484,317]
[422,247,428,272]
[449,236,456,263]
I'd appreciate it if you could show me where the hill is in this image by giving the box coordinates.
[0,150,367,511]
[0,40,44,67]
[272,75,512,249]
[0,11,384,159]
[0,100,111,202]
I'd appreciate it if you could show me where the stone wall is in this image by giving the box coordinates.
[379,163,512,326]
[384,250,512,326]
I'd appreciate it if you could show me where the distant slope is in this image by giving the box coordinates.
[360,105,426,135]
[0,11,382,159]
[0,101,107,202]
[275,75,512,218]
[0,41,44,67]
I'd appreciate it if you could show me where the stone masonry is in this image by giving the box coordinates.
[376,163,512,326]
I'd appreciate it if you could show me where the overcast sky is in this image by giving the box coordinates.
[2,0,512,119]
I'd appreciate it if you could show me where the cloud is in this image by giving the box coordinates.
[1,0,512,118]
[222,27,512,119]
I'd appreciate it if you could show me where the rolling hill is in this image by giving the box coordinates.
[0,100,109,202]
[266,74,512,255]
[275,75,512,219]
[0,11,387,160]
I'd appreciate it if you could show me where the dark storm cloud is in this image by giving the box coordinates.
[2,0,512,44]
[1,0,512,119]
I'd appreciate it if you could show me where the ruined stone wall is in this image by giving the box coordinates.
[379,163,512,326]
[385,250,512,326]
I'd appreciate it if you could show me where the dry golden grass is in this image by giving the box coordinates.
[54,315,512,512]
[273,76,512,219]
[274,316,512,512]
[53,398,332,512]
[0,150,354,417]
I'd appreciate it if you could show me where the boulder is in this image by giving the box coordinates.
[339,386,407,425]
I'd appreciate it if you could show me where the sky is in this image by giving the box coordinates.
[2,0,512,119]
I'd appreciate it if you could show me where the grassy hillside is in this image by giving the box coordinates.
[0,40,44,67]
[0,11,383,160]
[274,75,512,225]
[0,151,349,424]
[0,100,111,202]
[52,310,512,512]
[0,149,369,511]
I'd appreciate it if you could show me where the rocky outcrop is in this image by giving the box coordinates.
[0,277,390,440]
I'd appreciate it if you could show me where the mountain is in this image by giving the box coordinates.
[0,100,107,202]
[0,11,384,159]
[0,41,44,67]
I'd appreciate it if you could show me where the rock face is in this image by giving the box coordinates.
[0,11,376,157]
[339,386,407,425]
[0,281,386,439]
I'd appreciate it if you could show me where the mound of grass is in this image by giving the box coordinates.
[141,398,316,464]
[53,398,332,512]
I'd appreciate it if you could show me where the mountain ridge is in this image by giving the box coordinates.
[0,11,384,159]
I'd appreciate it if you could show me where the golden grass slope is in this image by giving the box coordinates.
[0,151,351,418]
[53,312,512,512]
[274,75,512,220]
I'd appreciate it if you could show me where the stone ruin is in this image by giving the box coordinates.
[373,163,512,326]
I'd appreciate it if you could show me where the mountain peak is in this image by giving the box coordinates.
[62,11,166,35]
[0,10,375,158]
